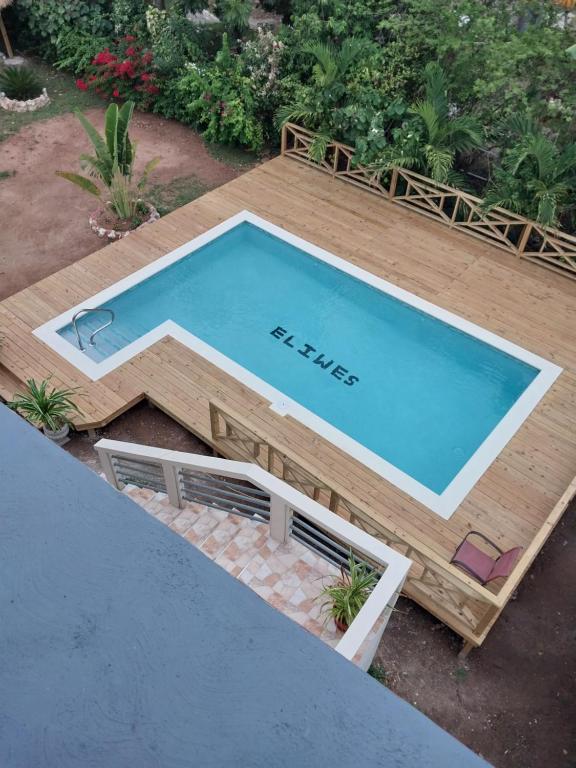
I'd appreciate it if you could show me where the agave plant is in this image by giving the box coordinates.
[320,552,378,631]
[484,115,576,228]
[0,66,43,100]
[56,101,160,223]
[8,378,82,432]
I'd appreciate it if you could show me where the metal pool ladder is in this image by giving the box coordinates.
[72,307,115,351]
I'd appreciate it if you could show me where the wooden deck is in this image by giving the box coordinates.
[2,156,575,647]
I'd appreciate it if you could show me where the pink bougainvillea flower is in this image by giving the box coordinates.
[113,88,120,98]
[124,34,136,42]
[140,73,151,82]
[125,46,136,57]
[76,79,88,91]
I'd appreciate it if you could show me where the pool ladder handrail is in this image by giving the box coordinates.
[72,307,115,352]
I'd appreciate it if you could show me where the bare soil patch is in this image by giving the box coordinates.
[0,108,255,299]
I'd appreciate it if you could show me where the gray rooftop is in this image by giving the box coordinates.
[0,405,489,767]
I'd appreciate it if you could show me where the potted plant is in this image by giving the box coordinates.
[321,552,378,632]
[0,65,49,112]
[8,378,82,445]
[56,101,160,240]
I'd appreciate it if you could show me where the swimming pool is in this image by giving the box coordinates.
[35,211,561,518]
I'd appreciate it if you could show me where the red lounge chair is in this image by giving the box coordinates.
[450,531,523,586]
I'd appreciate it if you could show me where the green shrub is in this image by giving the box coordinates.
[13,0,112,55]
[54,27,112,76]
[110,0,150,36]
[155,35,264,151]
[145,6,205,74]
[0,67,43,100]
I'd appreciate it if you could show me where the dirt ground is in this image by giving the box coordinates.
[65,403,576,768]
[0,108,251,299]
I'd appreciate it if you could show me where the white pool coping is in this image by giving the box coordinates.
[34,210,562,519]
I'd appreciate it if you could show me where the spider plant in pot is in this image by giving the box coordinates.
[8,378,83,445]
[321,552,378,633]
[56,101,160,239]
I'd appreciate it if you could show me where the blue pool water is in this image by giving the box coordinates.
[59,222,539,494]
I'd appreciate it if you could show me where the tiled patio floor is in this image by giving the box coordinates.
[123,485,341,648]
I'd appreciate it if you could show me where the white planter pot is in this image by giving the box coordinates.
[89,202,160,241]
[43,423,70,446]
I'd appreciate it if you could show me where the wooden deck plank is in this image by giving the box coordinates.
[1,155,575,644]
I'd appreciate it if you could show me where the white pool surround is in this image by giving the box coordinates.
[34,211,562,518]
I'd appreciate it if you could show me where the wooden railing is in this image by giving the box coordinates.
[209,401,501,648]
[281,123,576,280]
[209,401,576,650]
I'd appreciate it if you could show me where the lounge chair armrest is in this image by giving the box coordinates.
[462,530,503,555]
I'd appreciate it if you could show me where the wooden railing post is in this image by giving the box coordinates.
[332,144,339,176]
[280,123,288,156]
[388,167,399,199]
[517,222,532,257]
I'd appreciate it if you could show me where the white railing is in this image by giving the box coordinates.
[95,438,411,670]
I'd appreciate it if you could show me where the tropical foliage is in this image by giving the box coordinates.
[364,62,483,185]
[484,116,576,228]
[56,101,160,222]
[8,378,82,431]
[321,553,378,630]
[8,0,576,228]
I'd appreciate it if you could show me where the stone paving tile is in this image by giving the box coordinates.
[123,485,341,649]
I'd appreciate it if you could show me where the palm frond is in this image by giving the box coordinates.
[75,109,111,174]
[423,61,449,120]
[137,156,161,190]
[338,37,366,76]
[308,133,331,163]
[104,102,119,163]
[424,144,454,182]
[117,101,135,173]
[535,189,558,228]
[412,100,440,142]
[79,153,111,181]
[496,112,537,140]
[302,41,338,86]
[274,102,320,130]
[445,115,484,152]
[55,171,101,198]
